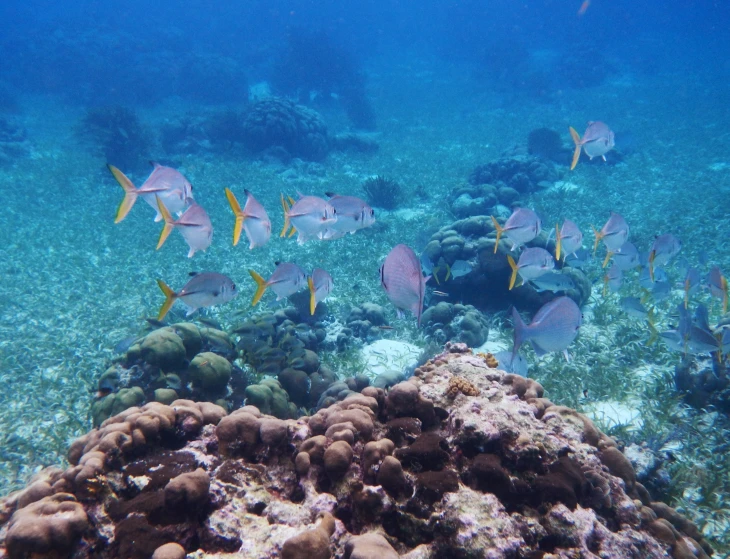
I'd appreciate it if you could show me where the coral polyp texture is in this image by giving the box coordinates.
[0,343,712,559]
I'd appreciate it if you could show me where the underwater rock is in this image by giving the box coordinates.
[189,352,232,394]
[528,127,572,163]
[469,154,558,193]
[448,182,525,219]
[78,106,152,172]
[245,378,298,419]
[346,302,389,341]
[421,302,490,347]
[0,344,713,558]
[137,327,187,371]
[91,387,145,427]
[242,97,329,161]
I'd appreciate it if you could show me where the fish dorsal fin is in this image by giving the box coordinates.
[324,191,336,198]
[150,160,162,168]
[189,272,199,276]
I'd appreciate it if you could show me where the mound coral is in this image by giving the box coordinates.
[0,343,711,559]
[242,97,329,161]
[421,216,591,313]
[469,153,558,193]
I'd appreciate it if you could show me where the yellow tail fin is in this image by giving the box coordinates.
[249,269,269,306]
[225,188,244,246]
[507,255,519,290]
[155,196,175,250]
[555,223,562,261]
[108,164,138,223]
[280,194,291,237]
[491,215,504,254]
[591,225,602,255]
[569,126,582,171]
[602,251,613,268]
[156,279,177,321]
[445,264,452,282]
[308,276,316,315]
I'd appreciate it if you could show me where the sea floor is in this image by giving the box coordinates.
[1,54,730,549]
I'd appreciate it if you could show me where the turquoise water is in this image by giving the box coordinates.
[1,0,730,551]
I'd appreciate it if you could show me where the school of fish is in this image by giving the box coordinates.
[108,119,730,373]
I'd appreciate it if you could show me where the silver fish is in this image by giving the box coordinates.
[555,219,583,261]
[156,272,238,320]
[281,194,336,244]
[381,244,427,326]
[512,296,582,361]
[593,212,629,253]
[156,197,213,258]
[321,193,375,239]
[491,208,541,253]
[109,162,193,223]
[649,234,681,281]
[507,247,554,290]
[308,268,334,315]
[225,188,271,249]
[249,262,308,306]
[569,121,615,170]
[530,272,576,293]
[620,297,648,320]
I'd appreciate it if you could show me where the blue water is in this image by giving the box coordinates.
[2,0,730,549]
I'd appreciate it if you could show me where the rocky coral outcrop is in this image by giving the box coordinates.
[0,344,712,559]
[422,216,591,312]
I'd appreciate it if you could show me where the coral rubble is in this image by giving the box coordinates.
[0,343,711,559]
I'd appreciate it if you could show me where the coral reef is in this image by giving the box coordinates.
[421,302,490,347]
[449,182,522,219]
[528,127,572,163]
[242,98,329,161]
[0,343,712,559]
[469,153,559,194]
[345,303,389,342]
[421,216,592,313]
[362,176,401,210]
[91,323,247,426]
[78,106,152,171]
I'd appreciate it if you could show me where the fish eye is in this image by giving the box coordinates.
[232,283,236,290]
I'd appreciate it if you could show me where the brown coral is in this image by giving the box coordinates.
[476,352,499,368]
[446,375,481,397]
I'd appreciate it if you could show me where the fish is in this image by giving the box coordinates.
[708,266,728,313]
[380,244,428,326]
[108,162,193,223]
[308,268,334,315]
[156,272,238,321]
[721,328,730,355]
[507,247,555,290]
[249,262,308,306]
[694,304,711,332]
[491,208,542,253]
[593,212,630,254]
[494,350,529,377]
[555,219,583,261]
[569,121,615,170]
[280,194,336,244]
[530,272,576,293]
[511,296,582,361]
[156,196,213,258]
[620,297,649,320]
[432,290,449,297]
[605,241,640,271]
[639,266,668,289]
[648,234,682,281]
[565,247,592,269]
[578,0,590,16]
[432,259,473,283]
[224,188,271,249]
[321,193,375,239]
[686,326,721,355]
[682,267,701,308]
[603,264,622,295]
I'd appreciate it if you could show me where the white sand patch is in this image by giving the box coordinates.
[361,339,422,378]
[583,400,644,433]
[708,162,729,171]
[549,181,583,194]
